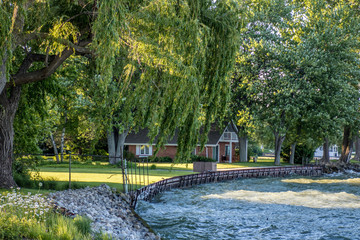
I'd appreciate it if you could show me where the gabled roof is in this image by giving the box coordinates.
[125,123,233,146]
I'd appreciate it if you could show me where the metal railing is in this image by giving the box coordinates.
[129,165,323,208]
[15,153,150,193]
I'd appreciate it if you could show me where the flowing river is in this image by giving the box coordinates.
[136,171,360,240]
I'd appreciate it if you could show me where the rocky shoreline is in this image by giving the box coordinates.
[321,162,360,174]
[48,184,160,240]
[46,163,360,239]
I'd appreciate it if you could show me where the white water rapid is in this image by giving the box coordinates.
[136,172,360,240]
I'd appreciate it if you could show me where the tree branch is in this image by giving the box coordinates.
[8,49,73,87]
[7,39,91,88]
[16,53,56,75]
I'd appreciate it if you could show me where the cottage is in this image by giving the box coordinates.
[124,123,239,163]
[314,145,339,158]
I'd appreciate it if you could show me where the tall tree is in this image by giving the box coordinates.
[0,0,240,188]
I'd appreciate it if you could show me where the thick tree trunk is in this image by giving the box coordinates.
[354,136,360,161]
[60,112,67,163]
[50,132,60,164]
[108,130,116,164]
[289,142,296,165]
[0,87,21,188]
[340,126,352,163]
[274,132,285,166]
[108,128,129,165]
[321,138,330,163]
[239,135,248,162]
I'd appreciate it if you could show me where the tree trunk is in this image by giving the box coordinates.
[239,135,248,162]
[50,132,60,164]
[108,128,129,165]
[321,138,330,163]
[0,87,21,188]
[354,136,360,161]
[117,130,129,163]
[108,130,116,165]
[274,132,285,166]
[0,52,7,95]
[289,142,296,165]
[340,125,352,163]
[60,112,67,163]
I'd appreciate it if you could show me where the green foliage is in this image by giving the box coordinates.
[149,164,157,170]
[0,189,99,240]
[190,155,217,162]
[281,143,315,164]
[116,160,137,169]
[149,156,173,163]
[231,0,360,165]
[73,215,92,236]
[248,144,263,159]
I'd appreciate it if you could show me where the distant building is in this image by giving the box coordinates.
[124,123,239,163]
[314,145,339,158]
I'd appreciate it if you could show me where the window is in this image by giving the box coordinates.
[225,145,230,156]
[136,145,152,156]
[223,132,231,140]
[140,145,149,155]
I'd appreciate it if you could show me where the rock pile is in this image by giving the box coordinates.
[321,162,360,174]
[48,184,160,240]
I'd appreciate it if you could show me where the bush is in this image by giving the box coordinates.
[116,160,137,169]
[14,173,35,189]
[124,151,136,161]
[190,155,217,162]
[247,144,263,161]
[149,156,173,163]
[281,143,314,164]
[149,164,157,170]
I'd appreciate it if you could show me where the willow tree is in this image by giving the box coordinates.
[0,0,240,188]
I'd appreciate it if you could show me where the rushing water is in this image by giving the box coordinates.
[136,172,360,240]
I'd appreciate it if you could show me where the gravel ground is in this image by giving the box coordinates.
[48,184,160,240]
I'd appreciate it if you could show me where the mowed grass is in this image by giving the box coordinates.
[33,157,290,190]
[34,166,193,190]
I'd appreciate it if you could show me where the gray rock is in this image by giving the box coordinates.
[48,184,159,240]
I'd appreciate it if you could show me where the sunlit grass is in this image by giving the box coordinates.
[0,189,109,239]
[34,167,192,189]
[31,157,293,191]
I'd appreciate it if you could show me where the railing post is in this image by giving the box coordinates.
[69,151,72,189]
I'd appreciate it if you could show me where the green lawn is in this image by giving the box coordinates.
[34,166,192,190]
[30,157,291,191]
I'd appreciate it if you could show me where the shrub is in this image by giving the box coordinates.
[124,150,136,161]
[190,155,217,162]
[149,164,157,170]
[116,160,137,169]
[149,156,173,163]
[248,144,263,160]
[281,143,314,164]
[14,173,35,189]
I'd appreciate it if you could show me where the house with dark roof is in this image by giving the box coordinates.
[124,123,239,162]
